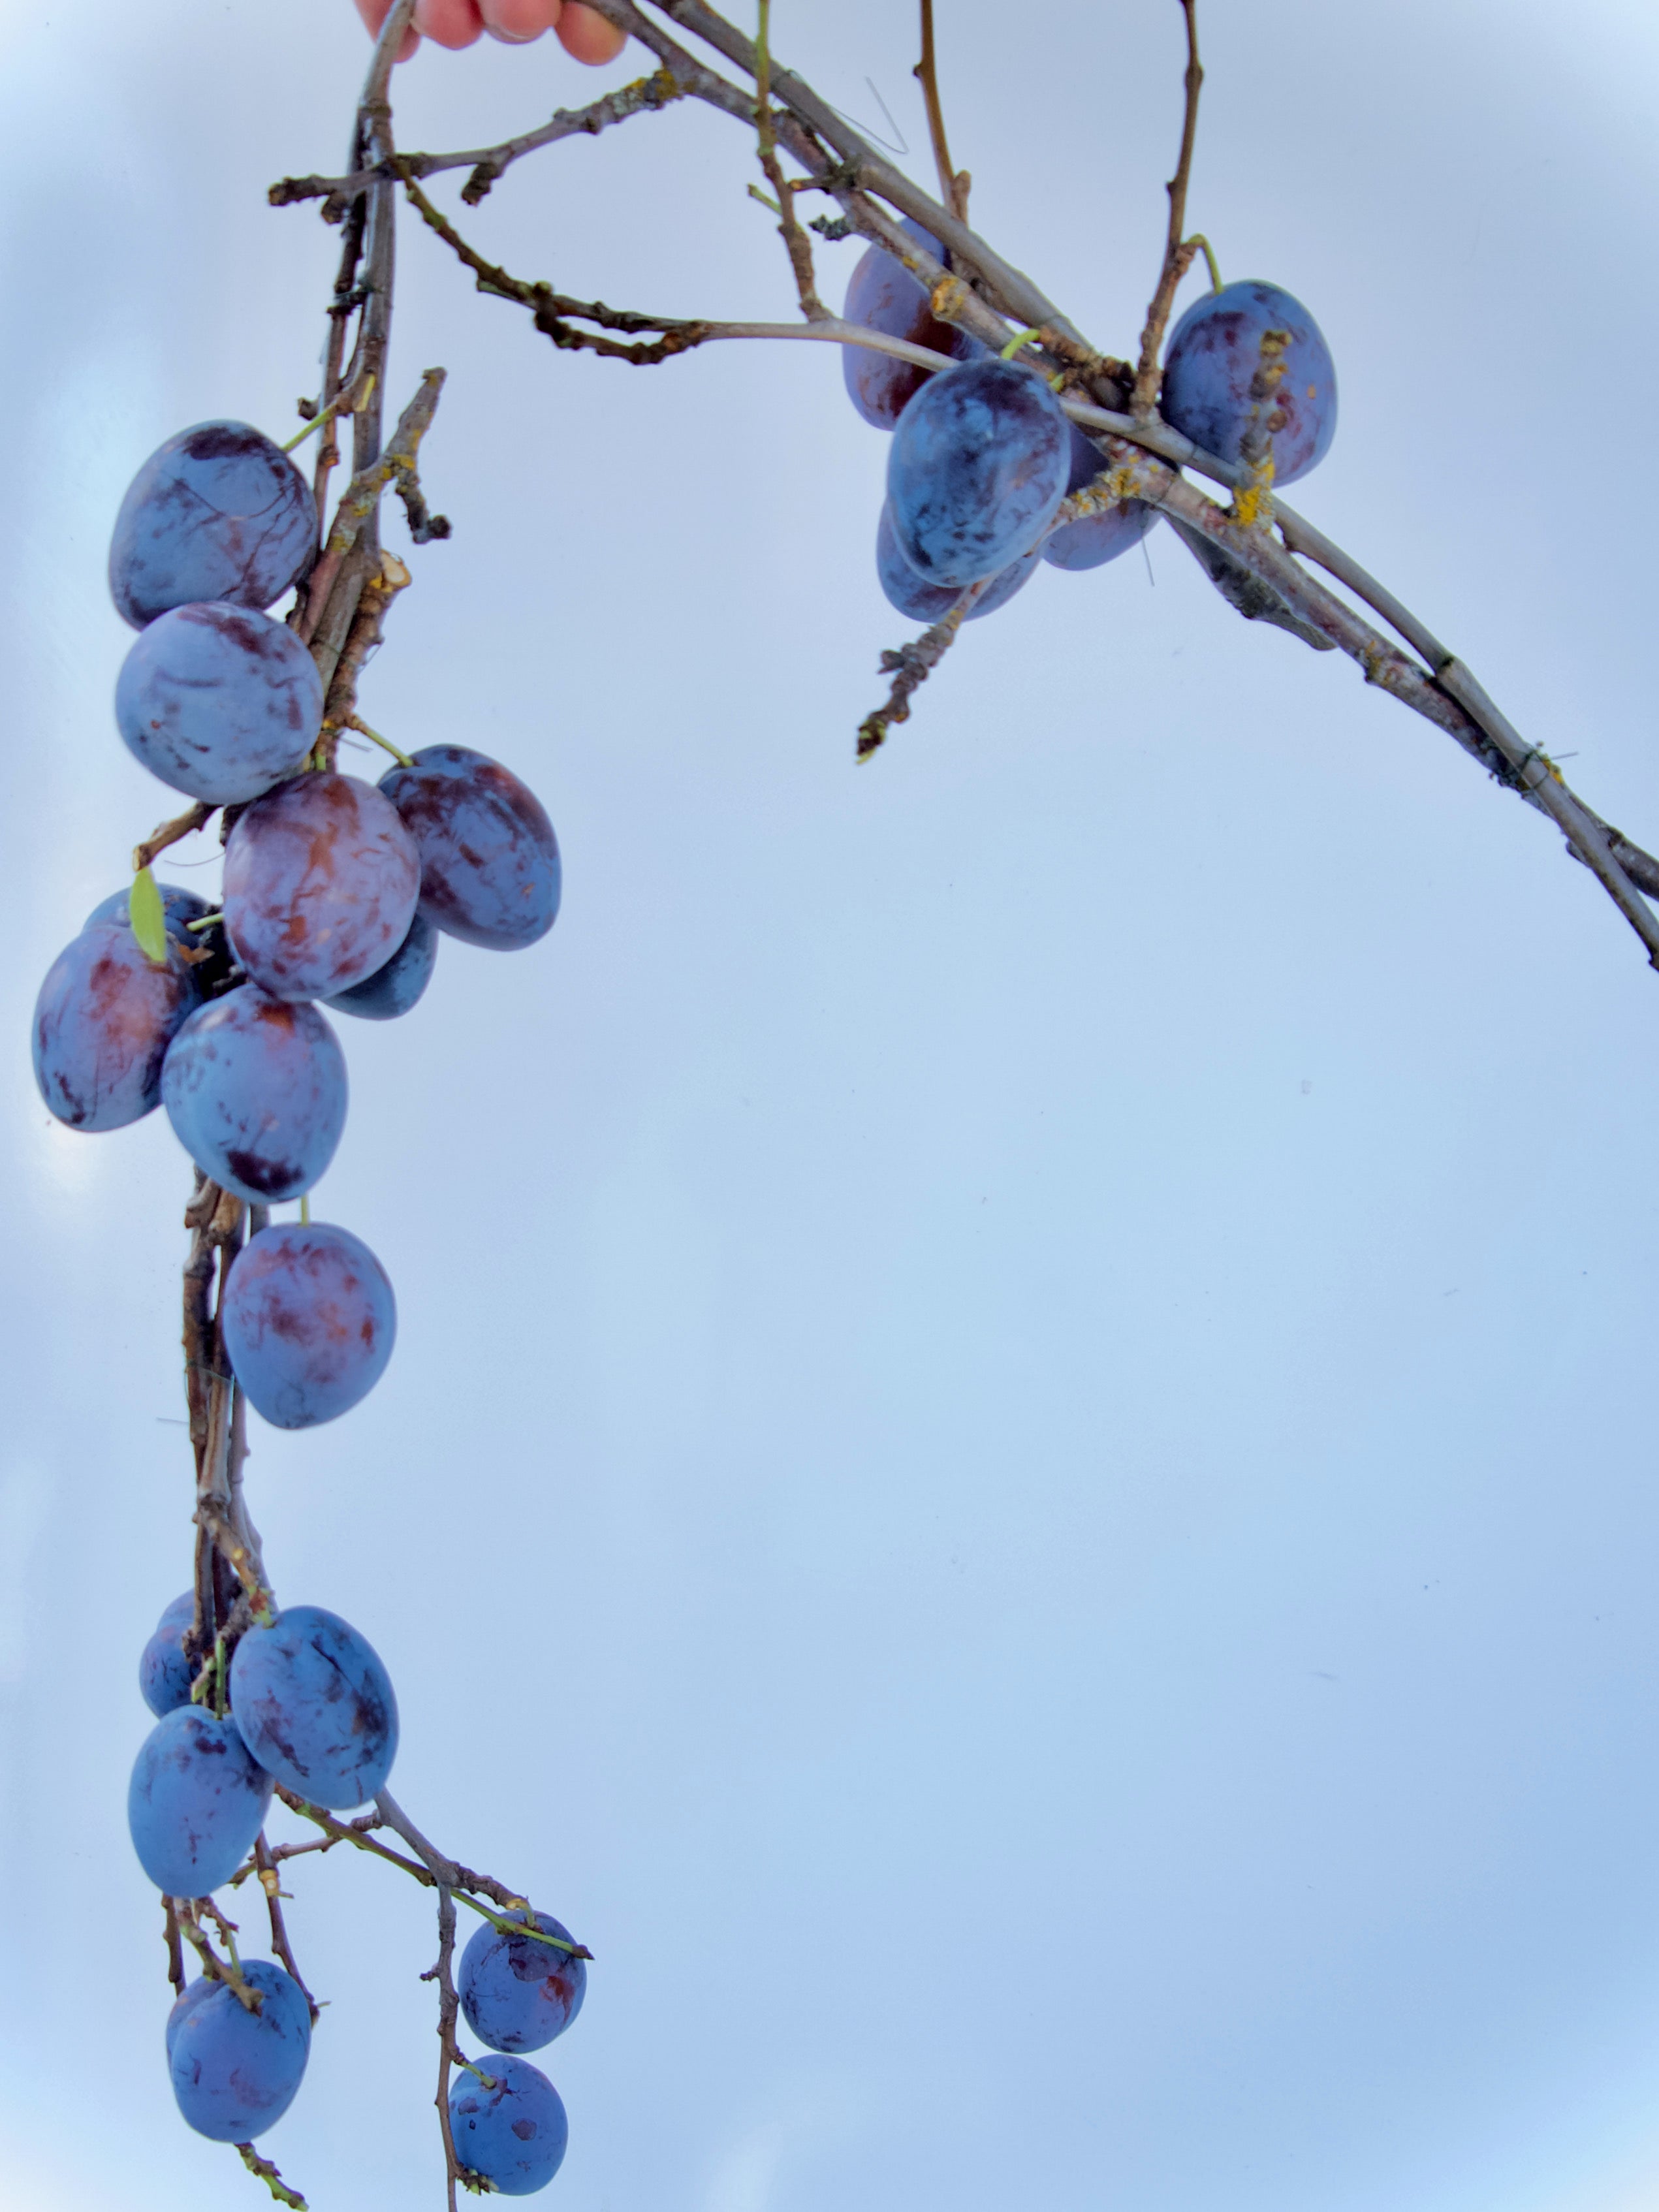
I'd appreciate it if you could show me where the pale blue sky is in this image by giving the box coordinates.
[4,2,1659,2207]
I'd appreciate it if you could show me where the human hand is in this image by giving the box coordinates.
[353,0,627,64]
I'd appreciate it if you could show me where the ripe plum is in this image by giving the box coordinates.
[379,746,560,950]
[109,422,317,631]
[449,2055,568,2196]
[161,987,347,1203]
[223,773,420,1002]
[116,601,323,806]
[1161,279,1336,486]
[168,1959,311,2141]
[887,357,1071,588]
[128,1705,273,1895]
[326,910,437,1021]
[842,219,981,429]
[140,1622,193,1716]
[223,1222,396,1430]
[1043,422,1157,571]
[32,921,200,1131]
[876,503,1039,623]
[460,1911,587,2055]
[230,1604,399,1809]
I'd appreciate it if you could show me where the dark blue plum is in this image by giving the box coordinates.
[116,601,323,806]
[157,1591,197,1634]
[87,883,213,945]
[1161,279,1337,486]
[165,1976,216,2062]
[169,1960,311,2142]
[161,987,347,1203]
[1043,422,1158,571]
[887,357,1071,589]
[223,1222,396,1430]
[842,219,983,429]
[140,1623,194,1716]
[326,910,437,1021]
[223,773,420,1002]
[379,747,560,951]
[110,422,317,631]
[449,2055,568,2196]
[129,1705,273,1896]
[32,921,201,1132]
[460,1912,587,2055]
[875,503,1039,623]
[230,1604,399,1810]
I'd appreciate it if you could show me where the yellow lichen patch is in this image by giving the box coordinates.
[929,274,970,323]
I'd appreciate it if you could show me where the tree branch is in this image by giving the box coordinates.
[1131,0,1203,416]
[270,67,686,212]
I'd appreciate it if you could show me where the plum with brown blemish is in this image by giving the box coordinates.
[223,772,420,1002]
[161,985,347,1203]
[169,1960,311,2142]
[449,2055,569,2196]
[127,1703,274,1895]
[115,600,323,806]
[842,217,985,430]
[379,745,561,951]
[230,1604,399,1810]
[222,1220,396,1429]
[460,1910,587,2055]
[108,420,317,631]
[1160,279,1337,486]
[32,919,202,1131]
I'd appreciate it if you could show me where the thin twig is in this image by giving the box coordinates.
[234,2144,309,2210]
[915,0,968,219]
[319,550,413,766]
[254,1834,319,2022]
[270,69,685,211]
[133,802,213,875]
[753,0,827,319]
[163,1897,186,1998]
[857,577,996,761]
[1131,0,1203,417]
[298,370,447,646]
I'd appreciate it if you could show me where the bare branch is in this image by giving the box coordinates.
[753,1,827,319]
[1131,0,1204,416]
[298,370,447,648]
[270,68,686,212]
[915,0,969,219]
[133,801,214,875]
[254,1834,319,2023]
[234,2143,309,2210]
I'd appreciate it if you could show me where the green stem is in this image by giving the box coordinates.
[346,716,413,768]
[281,374,375,454]
[452,1888,589,1957]
[998,325,1044,360]
[1188,233,1222,292]
[185,911,224,932]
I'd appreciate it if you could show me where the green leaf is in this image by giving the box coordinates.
[129,866,169,966]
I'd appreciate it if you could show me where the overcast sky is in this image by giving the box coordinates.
[5,2,1659,2208]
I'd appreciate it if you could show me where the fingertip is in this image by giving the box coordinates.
[413,0,484,48]
[556,3,627,64]
[482,0,560,39]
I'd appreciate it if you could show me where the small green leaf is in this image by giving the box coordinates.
[130,866,169,966]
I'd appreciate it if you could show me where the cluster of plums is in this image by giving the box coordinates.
[31,416,563,1431]
[841,225,1338,618]
[135,1592,582,2188]
[36,420,580,2187]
